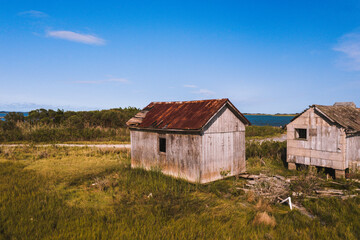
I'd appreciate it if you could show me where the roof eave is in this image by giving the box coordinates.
[128,126,202,134]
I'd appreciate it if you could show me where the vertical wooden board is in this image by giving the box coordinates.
[130,131,137,165]
[227,132,233,174]
[131,131,159,169]
[201,131,245,183]
[231,132,237,174]
[295,156,305,164]
[241,131,246,171]
[347,136,360,166]
[342,131,347,168]
[315,120,322,151]
[166,134,201,182]
[233,131,246,173]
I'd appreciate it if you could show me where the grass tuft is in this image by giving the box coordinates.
[253,212,277,227]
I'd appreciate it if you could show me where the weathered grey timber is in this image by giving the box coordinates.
[287,102,360,178]
[127,99,250,183]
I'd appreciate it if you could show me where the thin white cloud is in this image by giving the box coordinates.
[193,88,215,95]
[46,30,105,45]
[74,78,129,84]
[107,78,129,83]
[184,84,215,95]
[183,84,197,88]
[334,31,360,71]
[18,10,48,18]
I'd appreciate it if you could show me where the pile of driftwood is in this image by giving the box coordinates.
[238,173,360,201]
[237,173,360,218]
[238,173,290,202]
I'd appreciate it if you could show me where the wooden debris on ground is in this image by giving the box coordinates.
[238,173,359,218]
[239,173,290,203]
[239,173,359,199]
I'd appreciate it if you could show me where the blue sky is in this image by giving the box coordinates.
[1,0,360,113]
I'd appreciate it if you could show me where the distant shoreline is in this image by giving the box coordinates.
[0,111,27,113]
[244,113,297,117]
[0,111,297,117]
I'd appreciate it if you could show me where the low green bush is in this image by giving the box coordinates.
[246,141,286,160]
[0,107,139,142]
[246,125,285,139]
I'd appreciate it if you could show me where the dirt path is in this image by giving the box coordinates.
[254,133,287,143]
[0,143,131,149]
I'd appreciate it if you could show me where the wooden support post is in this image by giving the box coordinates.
[288,163,296,170]
[335,170,345,179]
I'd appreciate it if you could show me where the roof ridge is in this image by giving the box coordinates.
[150,98,229,105]
[313,104,358,108]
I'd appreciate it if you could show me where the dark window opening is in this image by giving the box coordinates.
[159,138,166,153]
[295,128,307,140]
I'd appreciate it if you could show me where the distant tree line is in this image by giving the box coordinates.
[0,107,140,142]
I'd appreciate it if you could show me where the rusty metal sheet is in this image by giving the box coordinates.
[127,98,250,130]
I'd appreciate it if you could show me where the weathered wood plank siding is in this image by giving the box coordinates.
[346,135,360,170]
[287,108,347,170]
[201,106,246,183]
[130,131,159,169]
[131,130,202,182]
[166,134,202,182]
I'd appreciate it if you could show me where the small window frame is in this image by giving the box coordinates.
[159,137,166,153]
[295,128,307,140]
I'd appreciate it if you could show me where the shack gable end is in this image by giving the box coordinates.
[346,135,360,169]
[287,107,347,170]
[200,105,246,183]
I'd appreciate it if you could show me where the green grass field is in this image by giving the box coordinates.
[1,145,360,239]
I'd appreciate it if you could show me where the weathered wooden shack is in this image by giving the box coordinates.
[126,98,250,183]
[287,102,360,178]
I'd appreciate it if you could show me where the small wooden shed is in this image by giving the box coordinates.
[126,98,250,183]
[287,102,360,178]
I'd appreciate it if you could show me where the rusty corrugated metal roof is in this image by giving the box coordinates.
[126,98,250,131]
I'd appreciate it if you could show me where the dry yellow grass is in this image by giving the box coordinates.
[255,199,273,212]
[2,145,360,239]
[253,211,277,227]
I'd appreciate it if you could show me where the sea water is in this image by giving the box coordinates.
[1,112,294,126]
[244,115,294,127]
